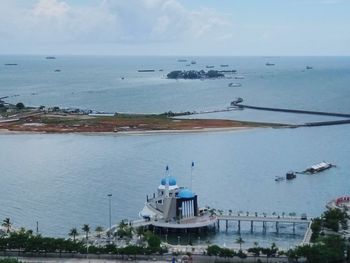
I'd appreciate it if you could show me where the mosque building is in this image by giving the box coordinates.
[139,169,217,230]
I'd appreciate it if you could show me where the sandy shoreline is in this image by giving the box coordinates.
[0,126,255,136]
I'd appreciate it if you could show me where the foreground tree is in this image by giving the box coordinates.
[2,218,12,233]
[15,102,24,110]
[69,228,78,242]
[82,224,90,240]
[95,226,104,238]
[235,236,244,250]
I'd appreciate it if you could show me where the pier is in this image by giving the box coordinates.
[234,103,350,118]
[216,214,311,234]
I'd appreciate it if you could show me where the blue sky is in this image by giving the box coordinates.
[0,0,349,55]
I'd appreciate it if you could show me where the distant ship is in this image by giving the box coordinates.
[178,59,187,62]
[286,171,297,180]
[275,176,285,182]
[191,60,197,64]
[265,62,275,66]
[306,66,313,70]
[206,65,214,69]
[220,64,229,67]
[4,63,18,66]
[228,83,242,87]
[137,69,155,72]
[46,56,56,59]
[304,161,334,174]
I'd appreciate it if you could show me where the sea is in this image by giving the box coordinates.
[1,55,350,249]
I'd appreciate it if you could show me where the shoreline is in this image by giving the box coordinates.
[0,109,289,136]
[0,126,256,136]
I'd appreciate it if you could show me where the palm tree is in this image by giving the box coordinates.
[2,218,12,233]
[235,236,244,250]
[95,226,104,238]
[69,228,78,242]
[82,224,90,240]
[253,241,259,248]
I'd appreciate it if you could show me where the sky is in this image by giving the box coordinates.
[0,0,349,56]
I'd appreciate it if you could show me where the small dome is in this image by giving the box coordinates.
[178,188,195,199]
[161,176,177,186]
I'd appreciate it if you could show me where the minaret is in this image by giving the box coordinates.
[165,165,170,197]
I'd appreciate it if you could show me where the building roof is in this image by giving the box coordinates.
[160,176,177,186]
[178,188,195,199]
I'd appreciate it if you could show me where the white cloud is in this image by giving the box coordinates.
[0,0,233,50]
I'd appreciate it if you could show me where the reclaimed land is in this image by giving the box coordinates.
[0,112,289,134]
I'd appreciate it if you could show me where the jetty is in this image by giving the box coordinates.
[216,214,311,234]
[231,102,350,118]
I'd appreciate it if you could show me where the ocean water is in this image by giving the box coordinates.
[1,56,350,115]
[1,56,350,248]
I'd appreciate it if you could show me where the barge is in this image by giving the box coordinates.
[304,161,334,174]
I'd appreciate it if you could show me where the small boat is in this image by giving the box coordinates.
[46,56,56,59]
[4,63,18,66]
[304,161,334,174]
[191,60,196,64]
[265,62,275,66]
[286,171,297,180]
[137,69,155,72]
[234,76,244,79]
[206,65,214,69]
[275,176,285,182]
[306,66,313,70]
[54,69,61,72]
[230,97,243,106]
[178,59,187,62]
[228,83,242,87]
[220,64,229,67]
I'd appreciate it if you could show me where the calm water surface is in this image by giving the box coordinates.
[1,125,349,247]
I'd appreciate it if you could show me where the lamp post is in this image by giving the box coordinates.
[108,193,112,241]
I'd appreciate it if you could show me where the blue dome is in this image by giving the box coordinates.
[178,188,195,199]
[161,176,177,186]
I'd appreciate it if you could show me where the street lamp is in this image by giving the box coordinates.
[108,194,112,240]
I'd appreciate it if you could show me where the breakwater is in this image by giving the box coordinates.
[235,104,350,118]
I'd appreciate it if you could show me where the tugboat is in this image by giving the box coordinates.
[286,171,297,180]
